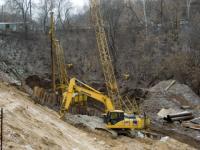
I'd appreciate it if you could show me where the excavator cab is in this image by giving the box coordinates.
[104,110,125,125]
[104,110,150,130]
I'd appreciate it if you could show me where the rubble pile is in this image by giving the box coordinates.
[142,80,200,149]
[142,80,200,117]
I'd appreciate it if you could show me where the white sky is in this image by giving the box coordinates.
[0,0,89,19]
[0,1,5,5]
[0,0,89,11]
[70,0,89,14]
[71,0,88,8]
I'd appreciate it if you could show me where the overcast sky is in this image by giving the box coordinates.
[70,0,89,14]
[0,0,88,5]
[71,0,88,8]
[0,0,89,13]
[0,1,5,5]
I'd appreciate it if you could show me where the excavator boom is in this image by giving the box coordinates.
[62,78,115,113]
[61,78,150,133]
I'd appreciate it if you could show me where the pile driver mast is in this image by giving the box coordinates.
[49,12,68,93]
[50,12,56,93]
[90,0,132,111]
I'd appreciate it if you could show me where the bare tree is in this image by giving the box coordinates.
[29,0,32,20]
[38,0,54,33]
[57,0,72,31]
[125,0,143,25]
[6,0,32,36]
[142,0,148,37]
[186,0,192,20]
[101,0,125,63]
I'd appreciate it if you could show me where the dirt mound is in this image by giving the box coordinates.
[142,80,200,116]
[142,80,200,149]
[0,82,108,150]
[150,80,200,105]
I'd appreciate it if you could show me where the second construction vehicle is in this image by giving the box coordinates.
[61,78,150,137]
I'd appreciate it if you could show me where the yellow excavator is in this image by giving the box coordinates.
[60,78,150,137]
[48,0,150,137]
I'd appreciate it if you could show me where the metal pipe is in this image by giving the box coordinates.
[50,12,56,93]
[1,108,3,150]
[170,115,194,121]
[167,112,192,118]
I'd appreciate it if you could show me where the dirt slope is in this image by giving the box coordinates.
[0,81,196,150]
[0,82,107,150]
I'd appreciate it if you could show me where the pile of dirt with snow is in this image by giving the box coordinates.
[150,80,200,105]
[142,80,200,117]
[141,80,200,149]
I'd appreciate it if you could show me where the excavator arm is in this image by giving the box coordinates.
[60,78,150,131]
[61,78,115,113]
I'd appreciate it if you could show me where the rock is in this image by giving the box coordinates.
[137,131,145,138]
[160,136,169,142]
[0,71,20,85]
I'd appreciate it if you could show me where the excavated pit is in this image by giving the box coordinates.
[23,75,107,115]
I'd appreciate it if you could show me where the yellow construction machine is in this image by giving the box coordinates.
[60,78,150,137]
[55,0,150,137]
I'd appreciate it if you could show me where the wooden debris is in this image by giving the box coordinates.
[182,122,200,130]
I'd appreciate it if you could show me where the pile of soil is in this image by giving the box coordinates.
[141,80,200,149]
[142,80,200,116]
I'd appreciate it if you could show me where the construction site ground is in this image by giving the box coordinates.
[0,80,198,150]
